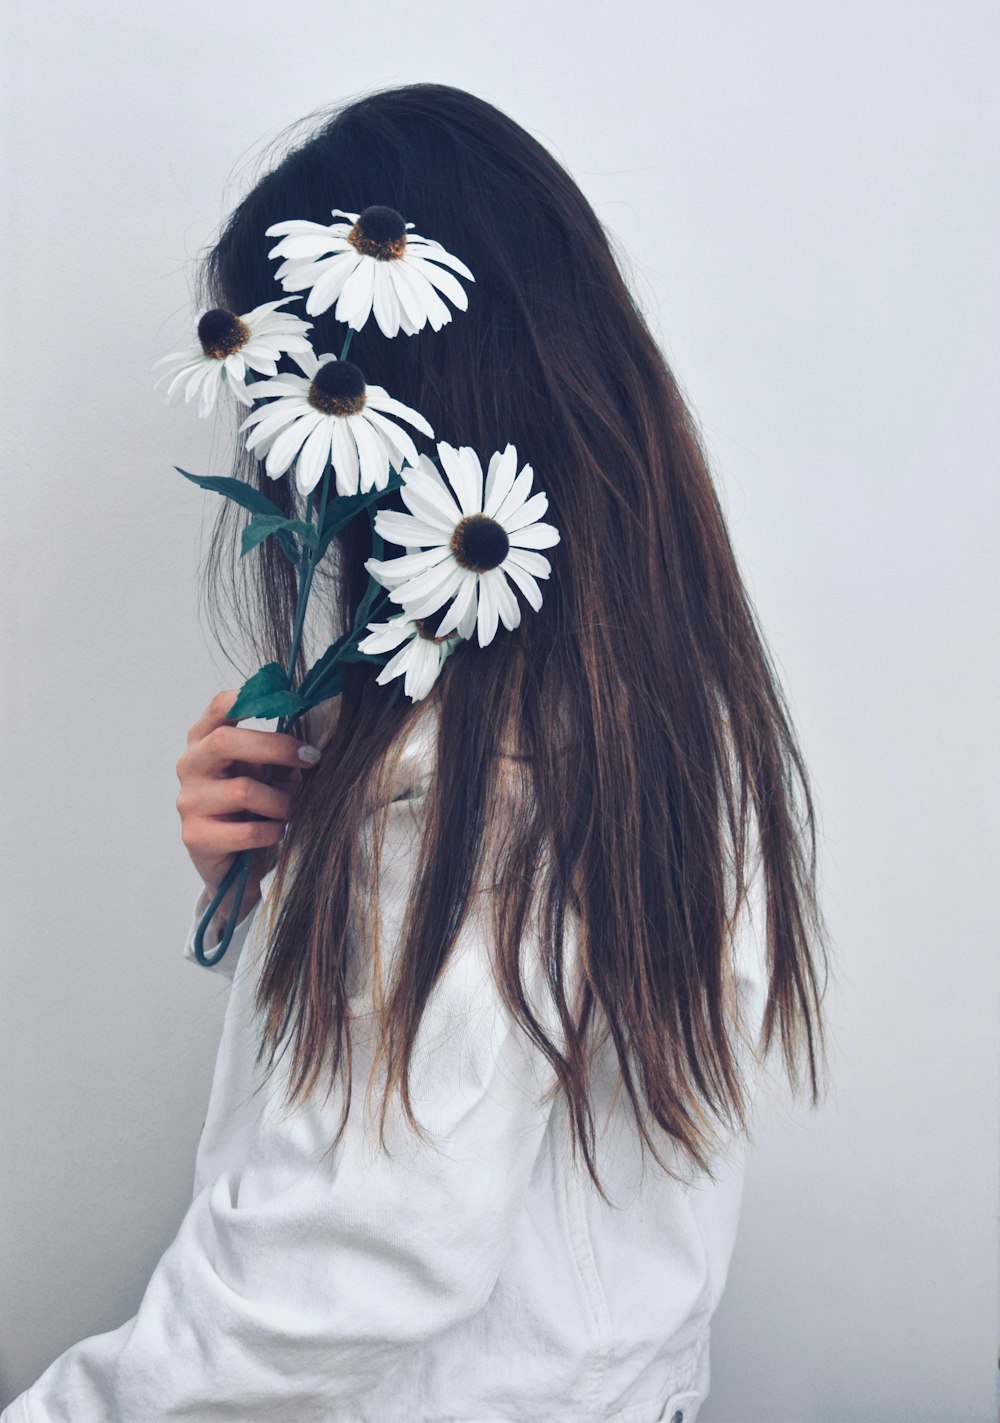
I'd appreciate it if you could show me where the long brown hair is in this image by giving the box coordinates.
[199,82,829,1201]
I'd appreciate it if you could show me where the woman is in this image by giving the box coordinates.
[4,83,828,1423]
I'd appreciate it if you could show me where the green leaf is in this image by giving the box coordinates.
[228,662,305,721]
[240,689,308,718]
[297,669,345,713]
[315,471,404,561]
[274,530,301,567]
[175,468,286,521]
[297,636,350,711]
[240,514,319,559]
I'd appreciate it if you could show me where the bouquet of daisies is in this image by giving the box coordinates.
[156,205,560,966]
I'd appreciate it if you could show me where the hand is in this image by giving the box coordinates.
[175,689,322,922]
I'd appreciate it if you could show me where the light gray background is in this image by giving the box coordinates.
[1,3,997,1420]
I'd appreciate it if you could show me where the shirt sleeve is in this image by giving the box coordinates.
[3,802,570,1422]
[722,842,773,1125]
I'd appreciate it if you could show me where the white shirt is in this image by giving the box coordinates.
[3,704,768,1423]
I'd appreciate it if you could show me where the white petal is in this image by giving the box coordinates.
[387,262,429,330]
[292,347,323,380]
[459,446,485,509]
[397,560,465,620]
[502,490,549,534]
[239,351,279,375]
[240,395,308,432]
[335,257,376,330]
[494,465,535,525]
[505,547,552,579]
[500,557,543,611]
[358,618,415,654]
[246,325,312,351]
[476,571,499,647]
[196,368,222,417]
[184,361,214,404]
[360,409,418,472]
[372,261,401,338]
[488,566,522,631]
[433,570,477,639]
[331,415,360,496]
[375,639,419,687]
[390,258,451,331]
[363,386,434,438]
[266,217,346,240]
[153,346,197,374]
[403,252,470,311]
[407,638,443,701]
[265,413,320,477]
[267,234,339,260]
[246,374,311,400]
[349,415,390,493]
[225,376,254,408]
[405,238,476,282]
[273,261,317,291]
[483,445,519,519]
[374,509,450,548]
[246,297,311,325]
[437,441,480,516]
[365,555,409,590]
[304,251,363,316]
[434,442,465,492]
[507,521,561,550]
[398,481,457,535]
[367,547,451,580]
[295,420,332,495]
[242,403,307,449]
[400,458,463,524]
[162,359,202,400]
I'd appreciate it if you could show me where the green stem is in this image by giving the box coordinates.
[193,470,331,967]
[340,328,354,361]
[278,484,323,719]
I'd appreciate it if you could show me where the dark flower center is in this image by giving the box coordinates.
[451,514,509,572]
[308,359,368,416]
[414,616,452,644]
[349,205,408,260]
[197,308,250,359]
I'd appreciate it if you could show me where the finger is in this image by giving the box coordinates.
[186,689,244,747]
[183,725,320,779]
[183,815,288,857]
[179,776,295,824]
[266,764,304,788]
[225,760,302,792]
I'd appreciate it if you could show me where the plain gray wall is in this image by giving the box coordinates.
[1,3,997,1420]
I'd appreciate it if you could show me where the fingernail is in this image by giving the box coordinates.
[298,744,322,764]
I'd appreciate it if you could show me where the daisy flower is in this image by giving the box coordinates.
[358,606,462,702]
[154,298,313,417]
[265,205,475,339]
[239,349,433,498]
[364,442,559,648]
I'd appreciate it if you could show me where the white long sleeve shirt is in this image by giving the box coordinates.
[3,703,768,1423]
